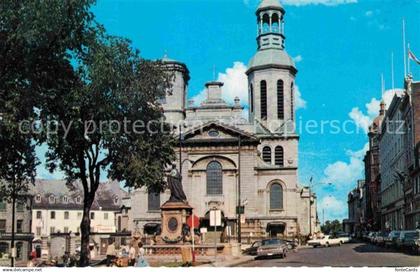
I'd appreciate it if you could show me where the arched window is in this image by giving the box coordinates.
[260,80,267,119]
[262,146,272,164]
[207,161,223,195]
[270,183,283,210]
[262,14,270,33]
[291,82,294,121]
[274,146,284,167]
[272,13,280,32]
[250,84,254,113]
[148,190,160,211]
[277,80,284,119]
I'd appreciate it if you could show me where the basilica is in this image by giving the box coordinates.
[131,0,318,240]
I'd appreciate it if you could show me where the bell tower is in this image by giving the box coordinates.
[161,55,190,125]
[246,0,297,133]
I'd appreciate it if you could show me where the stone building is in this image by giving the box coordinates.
[31,179,127,258]
[363,100,385,230]
[404,77,420,229]
[379,91,407,230]
[344,180,366,234]
[0,195,33,265]
[131,0,317,241]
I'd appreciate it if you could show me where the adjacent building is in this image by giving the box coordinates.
[405,77,420,229]
[31,179,128,257]
[363,101,385,230]
[132,0,317,240]
[344,180,366,234]
[0,195,33,265]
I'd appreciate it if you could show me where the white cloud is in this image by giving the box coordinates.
[295,85,307,110]
[191,62,248,106]
[349,107,371,133]
[293,55,303,63]
[281,0,357,6]
[191,61,307,111]
[321,143,368,187]
[318,195,347,221]
[349,88,404,133]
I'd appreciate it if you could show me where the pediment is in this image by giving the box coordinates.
[182,122,259,145]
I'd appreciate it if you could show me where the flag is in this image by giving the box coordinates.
[408,49,420,65]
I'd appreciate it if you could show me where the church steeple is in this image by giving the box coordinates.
[256,0,285,50]
[246,0,296,132]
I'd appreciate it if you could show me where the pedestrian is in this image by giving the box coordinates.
[135,242,149,267]
[106,239,117,267]
[27,256,35,267]
[128,242,136,266]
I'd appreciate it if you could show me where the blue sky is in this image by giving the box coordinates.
[36,0,420,221]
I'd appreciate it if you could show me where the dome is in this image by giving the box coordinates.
[247,49,296,74]
[257,0,284,13]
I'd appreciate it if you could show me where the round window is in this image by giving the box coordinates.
[208,130,219,137]
[168,217,178,232]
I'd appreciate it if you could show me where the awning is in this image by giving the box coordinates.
[144,223,160,228]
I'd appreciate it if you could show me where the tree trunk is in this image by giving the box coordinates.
[79,195,93,267]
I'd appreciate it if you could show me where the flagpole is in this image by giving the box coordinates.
[391,52,395,90]
[402,19,407,77]
[407,43,411,75]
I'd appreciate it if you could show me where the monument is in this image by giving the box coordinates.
[160,164,193,244]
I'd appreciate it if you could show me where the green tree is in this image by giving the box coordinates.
[321,219,343,234]
[40,34,176,266]
[0,0,94,266]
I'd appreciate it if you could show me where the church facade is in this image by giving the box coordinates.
[131,0,318,240]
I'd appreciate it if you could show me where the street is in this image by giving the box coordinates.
[237,243,420,267]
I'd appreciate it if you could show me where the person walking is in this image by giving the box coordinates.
[128,242,136,266]
[135,242,149,267]
[106,239,117,267]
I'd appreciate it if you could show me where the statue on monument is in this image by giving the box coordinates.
[167,164,187,202]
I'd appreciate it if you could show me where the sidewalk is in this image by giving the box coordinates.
[197,255,255,267]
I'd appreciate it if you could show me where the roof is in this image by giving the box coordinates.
[247,49,296,74]
[257,0,284,13]
[31,179,128,211]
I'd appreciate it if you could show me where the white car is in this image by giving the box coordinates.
[308,235,342,247]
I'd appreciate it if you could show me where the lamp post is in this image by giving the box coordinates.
[308,177,332,236]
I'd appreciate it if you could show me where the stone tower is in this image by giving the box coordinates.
[161,55,190,125]
[246,0,297,132]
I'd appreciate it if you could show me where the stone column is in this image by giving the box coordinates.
[69,233,76,255]
[41,235,49,261]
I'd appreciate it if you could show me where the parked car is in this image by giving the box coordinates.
[375,231,389,246]
[256,239,288,258]
[243,240,262,256]
[400,230,420,253]
[384,231,401,248]
[307,235,342,247]
[396,231,413,249]
[367,232,377,243]
[336,232,351,244]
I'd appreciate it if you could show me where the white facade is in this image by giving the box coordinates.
[31,209,116,239]
[131,0,317,240]
[379,93,407,230]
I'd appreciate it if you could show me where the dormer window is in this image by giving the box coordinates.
[113,196,119,205]
[75,196,81,204]
[35,194,41,203]
[62,195,68,204]
[49,195,55,204]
